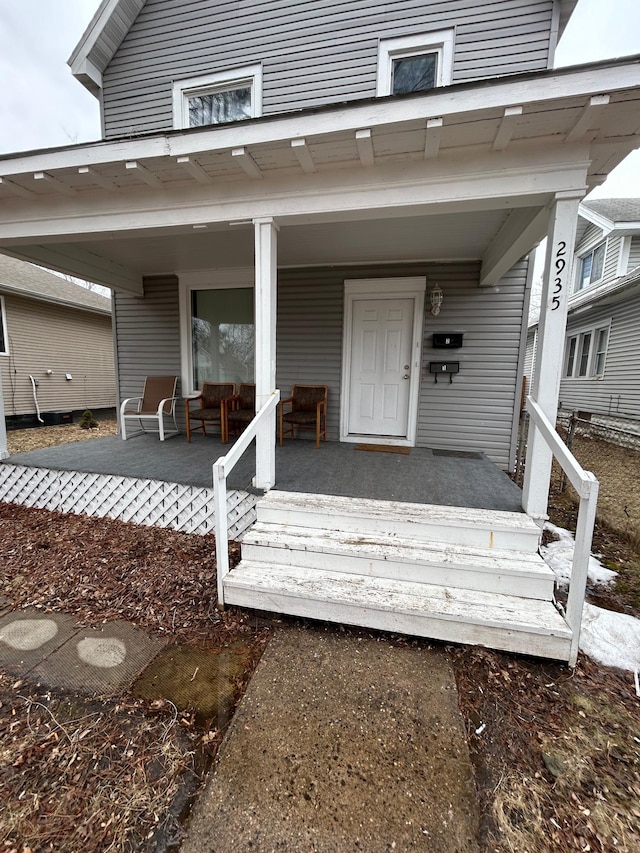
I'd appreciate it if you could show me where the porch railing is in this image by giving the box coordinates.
[524,396,599,666]
[213,389,280,607]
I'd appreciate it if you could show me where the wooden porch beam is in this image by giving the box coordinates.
[355,129,375,167]
[566,94,610,142]
[176,155,213,184]
[34,171,75,196]
[522,191,582,519]
[291,138,317,174]
[0,176,35,199]
[492,106,523,151]
[6,244,144,296]
[253,216,278,490]
[424,118,443,160]
[480,206,550,287]
[232,147,262,179]
[78,166,117,191]
[125,160,162,188]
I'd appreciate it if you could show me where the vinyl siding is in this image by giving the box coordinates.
[575,222,604,255]
[0,294,114,417]
[559,296,640,421]
[628,236,640,271]
[416,260,528,468]
[102,0,555,138]
[602,234,623,283]
[523,327,537,381]
[115,262,526,464]
[113,275,184,426]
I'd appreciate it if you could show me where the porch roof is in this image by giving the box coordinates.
[0,57,639,292]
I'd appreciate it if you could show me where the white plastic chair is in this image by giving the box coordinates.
[120,375,179,441]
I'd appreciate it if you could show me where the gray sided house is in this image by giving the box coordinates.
[0,0,639,662]
[0,254,115,427]
[559,199,640,425]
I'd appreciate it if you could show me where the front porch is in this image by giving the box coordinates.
[1,432,523,511]
[0,431,572,662]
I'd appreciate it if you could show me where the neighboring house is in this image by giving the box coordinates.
[0,254,115,427]
[0,0,639,661]
[528,199,640,428]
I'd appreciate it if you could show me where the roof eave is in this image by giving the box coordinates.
[0,283,111,315]
[68,0,146,98]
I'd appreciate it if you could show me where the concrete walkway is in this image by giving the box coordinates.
[182,625,480,852]
[0,603,480,851]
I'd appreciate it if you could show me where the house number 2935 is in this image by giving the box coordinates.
[551,241,567,310]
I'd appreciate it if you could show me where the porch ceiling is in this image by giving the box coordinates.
[0,58,638,291]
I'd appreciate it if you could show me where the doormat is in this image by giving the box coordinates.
[355,444,411,455]
[432,449,483,459]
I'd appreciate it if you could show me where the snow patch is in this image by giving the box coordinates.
[541,522,617,587]
[541,523,640,673]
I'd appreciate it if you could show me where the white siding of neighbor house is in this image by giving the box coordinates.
[0,294,114,418]
[523,327,537,382]
[602,234,623,283]
[559,296,640,421]
[101,0,555,138]
[575,222,604,254]
[114,261,528,467]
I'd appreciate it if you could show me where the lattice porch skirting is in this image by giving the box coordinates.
[0,464,258,539]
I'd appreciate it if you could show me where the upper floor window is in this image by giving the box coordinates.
[377,30,454,97]
[172,65,263,129]
[577,241,606,291]
[564,323,610,379]
[0,296,7,355]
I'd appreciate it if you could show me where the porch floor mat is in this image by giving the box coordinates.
[355,444,410,455]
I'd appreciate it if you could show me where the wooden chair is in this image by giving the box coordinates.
[120,375,179,441]
[226,383,256,438]
[279,385,328,448]
[185,382,235,443]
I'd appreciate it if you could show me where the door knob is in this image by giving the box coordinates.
[402,374,410,379]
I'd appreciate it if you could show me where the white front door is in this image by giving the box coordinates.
[348,297,414,437]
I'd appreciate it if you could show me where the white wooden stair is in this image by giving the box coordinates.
[223,491,572,661]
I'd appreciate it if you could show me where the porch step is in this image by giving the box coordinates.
[223,562,572,661]
[242,522,555,600]
[255,490,540,552]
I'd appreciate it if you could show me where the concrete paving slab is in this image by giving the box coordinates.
[30,620,167,696]
[0,609,80,675]
[182,625,479,853]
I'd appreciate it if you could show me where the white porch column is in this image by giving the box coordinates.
[253,216,278,490]
[523,191,582,518]
[0,379,8,459]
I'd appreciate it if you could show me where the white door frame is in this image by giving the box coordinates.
[341,277,426,446]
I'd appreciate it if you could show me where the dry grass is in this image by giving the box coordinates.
[0,674,198,852]
[6,417,118,455]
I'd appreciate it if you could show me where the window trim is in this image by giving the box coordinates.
[575,239,607,292]
[376,30,454,97]
[0,295,8,356]
[178,268,255,395]
[172,65,263,130]
[564,321,611,380]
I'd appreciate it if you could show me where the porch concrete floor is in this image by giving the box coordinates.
[3,433,523,512]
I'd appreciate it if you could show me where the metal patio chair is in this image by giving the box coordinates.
[185,382,235,443]
[279,384,328,448]
[120,375,179,441]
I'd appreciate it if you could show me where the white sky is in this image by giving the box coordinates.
[0,0,638,194]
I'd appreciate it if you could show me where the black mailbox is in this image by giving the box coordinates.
[432,333,463,349]
[429,361,460,383]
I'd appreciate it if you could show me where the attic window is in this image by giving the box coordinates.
[577,241,606,291]
[377,30,454,97]
[172,65,263,129]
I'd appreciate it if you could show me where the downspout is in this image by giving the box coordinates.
[29,375,44,423]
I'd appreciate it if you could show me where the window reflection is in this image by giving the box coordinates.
[191,288,254,388]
